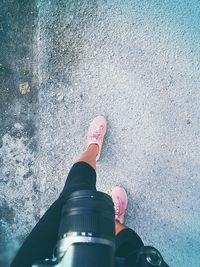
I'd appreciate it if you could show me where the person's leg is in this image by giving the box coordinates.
[11,157,98,267]
[113,195,169,267]
[60,115,107,199]
[115,226,144,263]
[111,186,144,264]
[71,115,107,171]
[115,220,126,235]
[76,144,99,170]
[11,116,107,267]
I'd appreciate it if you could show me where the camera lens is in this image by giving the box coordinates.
[58,190,115,239]
[136,246,164,267]
[146,250,162,266]
[56,190,115,267]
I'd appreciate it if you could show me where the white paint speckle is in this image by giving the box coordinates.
[14,123,24,130]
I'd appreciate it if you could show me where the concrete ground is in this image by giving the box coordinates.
[0,0,200,266]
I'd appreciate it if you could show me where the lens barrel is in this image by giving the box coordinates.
[59,190,115,238]
[136,246,165,267]
[56,190,115,267]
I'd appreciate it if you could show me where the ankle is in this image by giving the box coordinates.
[88,144,99,155]
[115,220,126,235]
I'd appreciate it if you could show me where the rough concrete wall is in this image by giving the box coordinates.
[1,0,200,266]
[0,0,38,266]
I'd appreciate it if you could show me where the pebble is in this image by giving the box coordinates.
[14,123,24,130]
[57,95,64,101]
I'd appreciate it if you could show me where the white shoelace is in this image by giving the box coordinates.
[114,198,121,219]
[91,127,103,140]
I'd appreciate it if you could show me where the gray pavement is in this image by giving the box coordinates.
[1,0,200,266]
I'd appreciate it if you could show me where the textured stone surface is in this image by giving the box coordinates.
[1,0,200,266]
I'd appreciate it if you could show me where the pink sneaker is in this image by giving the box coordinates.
[86,116,107,161]
[111,186,128,224]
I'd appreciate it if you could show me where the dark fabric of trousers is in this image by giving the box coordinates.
[11,162,144,267]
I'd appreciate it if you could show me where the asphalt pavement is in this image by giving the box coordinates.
[0,1,200,266]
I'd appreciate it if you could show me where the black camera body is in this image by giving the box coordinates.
[32,190,168,267]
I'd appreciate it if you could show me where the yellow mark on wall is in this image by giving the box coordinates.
[19,82,30,94]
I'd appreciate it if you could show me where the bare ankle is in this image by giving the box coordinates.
[115,220,126,235]
[88,143,99,152]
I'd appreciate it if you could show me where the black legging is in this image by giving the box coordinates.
[11,162,144,267]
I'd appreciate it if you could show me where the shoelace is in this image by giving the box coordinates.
[114,198,121,218]
[91,127,103,140]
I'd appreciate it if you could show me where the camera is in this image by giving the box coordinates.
[32,190,168,267]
